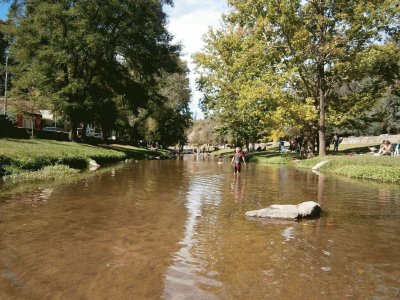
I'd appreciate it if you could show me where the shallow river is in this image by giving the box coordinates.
[1,157,400,299]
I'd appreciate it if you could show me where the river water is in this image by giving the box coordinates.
[0,157,400,299]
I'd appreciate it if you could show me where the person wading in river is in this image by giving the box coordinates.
[231,147,246,174]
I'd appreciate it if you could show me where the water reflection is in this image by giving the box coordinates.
[0,161,189,299]
[0,160,400,299]
[230,175,245,203]
[163,165,223,299]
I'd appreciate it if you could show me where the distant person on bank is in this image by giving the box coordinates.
[231,147,246,173]
[374,140,392,156]
[332,134,340,152]
[278,138,284,153]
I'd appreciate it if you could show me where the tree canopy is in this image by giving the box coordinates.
[1,0,191,145]
[194,0,399,156]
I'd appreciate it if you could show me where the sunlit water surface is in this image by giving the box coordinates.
[1,157,400,299]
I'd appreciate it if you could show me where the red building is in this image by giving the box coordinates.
[16,112,42,130]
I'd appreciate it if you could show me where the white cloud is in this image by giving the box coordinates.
[165,0,229,119]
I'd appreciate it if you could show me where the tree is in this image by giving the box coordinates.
[0,20,9,101]
[153,66,192,147]
[187,117,226,149]
[126,60,192,147]
[195,0,398,156]
[5,0,178,140]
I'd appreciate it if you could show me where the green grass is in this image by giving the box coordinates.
[215,143,400,183]
[296,155,400,183]
[212,147,297,164]
[246,151,296,164]
[0,139,168,183]
[2,138,397,185]
[211,148,235,157]
[0,138,126,175]
[107,144,170,160]
[3,165,80,184]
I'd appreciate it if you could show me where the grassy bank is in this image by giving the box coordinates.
[213,143,399,183]
[211,148,234,157]
[295,143,400,183]
[106,144,171,160]
[297,155,400,183]
[0,138,166,184]
[212,148,296,164]
[3,165,80,184]
[246,151,297,164]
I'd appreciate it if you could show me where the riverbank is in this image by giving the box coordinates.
[2,139,398,186]
[213,144,400,183]
[0,138,168,184]
[296,155,400,183]
[247,144,400,183]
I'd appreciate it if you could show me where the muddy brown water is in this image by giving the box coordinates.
[0,157,400,299]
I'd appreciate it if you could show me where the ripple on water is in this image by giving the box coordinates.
[281,226,295,242]
[1,160,400,299]
[163,171,224,298]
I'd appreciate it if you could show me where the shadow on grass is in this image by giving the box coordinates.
[103,145,166,160]
[246,151,299,164]
[328,144,380,155]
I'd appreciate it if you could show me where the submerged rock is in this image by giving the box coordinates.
[245,201,322,220]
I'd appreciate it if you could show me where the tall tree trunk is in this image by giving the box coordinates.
[82,123,87,140]
[318,79,326,156]
[101,124,108,142]
[300,130,315,158]
[317,3,326,157]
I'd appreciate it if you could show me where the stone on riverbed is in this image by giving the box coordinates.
[245,201,322,220]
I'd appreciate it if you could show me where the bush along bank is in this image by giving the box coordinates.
[0,138,166,185]
[296,155,400,184]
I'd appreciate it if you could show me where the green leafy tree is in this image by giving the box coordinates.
[188,117,223,148]
[5,0,177,140]
[0,20,9,100]
[154,66,192,147]
[195,0,398,156]
[115,60,192,147]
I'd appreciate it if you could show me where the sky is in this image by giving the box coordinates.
[164,0,229,118]
[0,1,230,119]
[0,3,8,20]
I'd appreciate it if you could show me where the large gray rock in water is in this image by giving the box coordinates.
[245,201,321,220]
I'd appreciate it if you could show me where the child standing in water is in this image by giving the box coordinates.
[231,147,246,173]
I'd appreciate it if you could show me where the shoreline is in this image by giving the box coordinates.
[0,138,171,186]
[1,139,399,191]
[245,150,400,184]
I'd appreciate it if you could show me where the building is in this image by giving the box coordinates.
[16,112,42,130]
[0,97,43,130]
